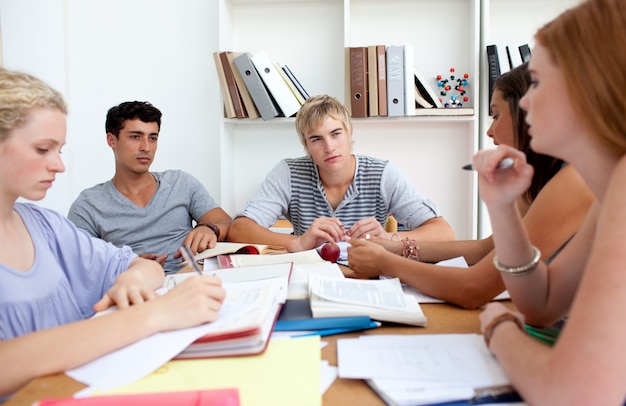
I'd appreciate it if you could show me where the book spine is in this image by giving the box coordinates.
[386,45,404,117]
[486,44,501,115]
[505,45,514,69]
[367,45,378,117]
[275,62,305,105]
[219,52,247,118]
[227,52,260,119]
[519,44,531,63]
[281,64,310,101]
[349,47,368,118]
[403,44,415,116]
[344,48,352,115]
[376,45,388,117]
[213,51,236,118]
[233,52,280,121]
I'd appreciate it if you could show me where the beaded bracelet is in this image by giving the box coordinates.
[483,312,525,348]
[493,246,541,277]
[401,238,419,261]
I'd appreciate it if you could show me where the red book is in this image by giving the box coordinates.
[36,388,240,406]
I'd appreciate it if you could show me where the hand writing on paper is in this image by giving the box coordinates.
[150,275,226,330]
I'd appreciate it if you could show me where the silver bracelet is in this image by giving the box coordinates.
[493,246,541,276]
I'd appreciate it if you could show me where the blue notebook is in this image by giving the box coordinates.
[274,299,374,332]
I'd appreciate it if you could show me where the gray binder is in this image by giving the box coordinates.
[233,52,280,120]
[386,45,405,117]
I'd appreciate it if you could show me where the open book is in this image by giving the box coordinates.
[182,242,288,266]
[308,274,427,326]
[202,249,345,300]
[70,269,291,391]
[165,263,292,359]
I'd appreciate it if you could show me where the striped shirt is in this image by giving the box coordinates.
[238,155,441,235]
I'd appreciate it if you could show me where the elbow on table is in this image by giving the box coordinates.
[448,284,502,310]
[226,216,254,242]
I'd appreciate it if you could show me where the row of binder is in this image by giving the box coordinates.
[346,44,475,118]
[213,50,310,121]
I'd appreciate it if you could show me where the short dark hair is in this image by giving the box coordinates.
[105,101,162,136]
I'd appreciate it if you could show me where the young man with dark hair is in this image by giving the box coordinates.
[69,101,231,274]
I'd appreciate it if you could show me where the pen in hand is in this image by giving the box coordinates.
[462,157,514,171]
[180,245,203,275]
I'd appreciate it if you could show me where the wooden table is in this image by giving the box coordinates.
[4,301,515,406]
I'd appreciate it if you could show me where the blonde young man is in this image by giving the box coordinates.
[228,94,454,252]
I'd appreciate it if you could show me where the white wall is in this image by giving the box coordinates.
[0,0,222,215]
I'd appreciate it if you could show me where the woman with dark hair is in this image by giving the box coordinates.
[346,63,594,309]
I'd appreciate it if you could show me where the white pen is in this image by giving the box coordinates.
[462,157,515,171]
[180,245,203,275]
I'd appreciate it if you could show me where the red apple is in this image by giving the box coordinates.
[320,242,340,263]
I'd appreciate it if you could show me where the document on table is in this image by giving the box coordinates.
[337,334,512,406]
[67,277,288,392]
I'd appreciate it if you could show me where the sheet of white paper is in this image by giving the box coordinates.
[320,360,338,395]
[367,379,474,406]
[337,334,510,387]
[198,261,341,300]
[67,278,287,392]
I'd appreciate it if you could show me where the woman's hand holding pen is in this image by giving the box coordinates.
[472,145,534,208]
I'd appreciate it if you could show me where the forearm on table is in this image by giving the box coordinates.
[396,217,455,242]
[417,237,494,265]
[0,304,159,397]
[228,217,297,249]
[383,253,505,309]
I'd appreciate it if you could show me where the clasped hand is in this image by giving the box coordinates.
[295,216,387,252]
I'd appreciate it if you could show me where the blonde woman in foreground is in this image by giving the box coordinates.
[0,68,225,400]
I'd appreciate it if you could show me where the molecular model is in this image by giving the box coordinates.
[437,68,470,108]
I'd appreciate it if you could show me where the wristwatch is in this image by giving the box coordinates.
[195,222,220,239]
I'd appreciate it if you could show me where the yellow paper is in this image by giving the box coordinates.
[101,336,321,406]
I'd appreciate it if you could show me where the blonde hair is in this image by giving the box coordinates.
[295,94,352,147]
[0,68,67,142]
[535,0,626,155]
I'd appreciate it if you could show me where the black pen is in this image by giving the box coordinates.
[180,245,203,275]
[462,157,514,171]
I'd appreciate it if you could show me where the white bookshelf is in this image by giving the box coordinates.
[219,0,481,240]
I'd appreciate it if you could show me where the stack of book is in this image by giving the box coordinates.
[213,50,310,121]
[345,44,473,118]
